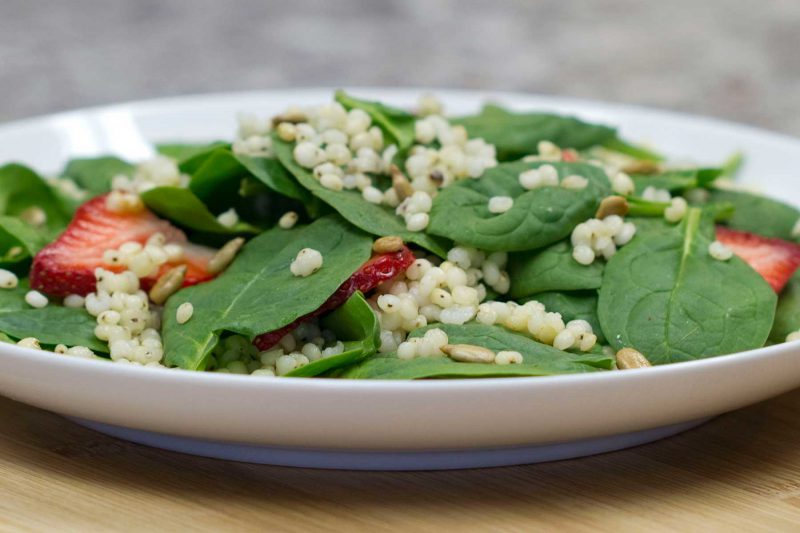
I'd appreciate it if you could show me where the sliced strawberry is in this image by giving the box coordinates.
[253,246,416,351]
[31,194,216,296]
[715,226,800,292]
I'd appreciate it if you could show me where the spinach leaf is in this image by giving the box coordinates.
[157,142,229,168]
[162,216,373,370]
[272,135,449,256]
[632,168,721,195]
[188,148,249,210]
[0,164,72,235]
[338,323,613,379]
[602,138,664,162]
[139,186,260,234]
[61,156,133,195]
[234,154,313,204]
[452,104,617,161]
[706,189,800,241]
[0,216,48,266]
[286,292,379,377]
[509,240,604,298]
[527,290,606,344]
[598,208,776,364]
[0,281,107,352]
[770,271,800,343]
[0,309,108,353]
[428,161,610,252]
[335,90,416,150]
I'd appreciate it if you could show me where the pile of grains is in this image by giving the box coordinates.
[475,301,597,352]
[85,267,164,365]
[517,164,589,191]
[214,321,344,376]
[570,215,637,265]
[394,327,524,365]
[232,112,273,157]
[367,242,597,356]
[111,155,190,194]
[102,232,184,279]
[370,244,510,353]
[282,95,497,232]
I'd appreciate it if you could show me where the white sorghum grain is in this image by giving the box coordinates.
[664,197,688,223]
[362,186,384,204]
[66,346,95,358]
[293,142,324,168]
[495,350,523,365]
[17,337,41,350]
[642,186,672,203]
[560,175,589,190]
[786,331,800,342]
[216,208,239,228]
[176,302,194,324]
[278,211,299,229]
[611,172,635,196]
[538,141,561,160]
[0,269,18,289]
[488,196,513,214]
[320,173,344,191]
[708,240,733,261]
[25,290,48,308]
[290,248,324,277]
[405,212,429,232]
[573,245,595,265]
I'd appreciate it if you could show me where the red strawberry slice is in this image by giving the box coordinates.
[253,246,416,351]
[31,194,216,297]
[715,226,800,292]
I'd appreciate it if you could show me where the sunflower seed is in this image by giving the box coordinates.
[208,237,246,275]
[441,343,496,363]
[148,265,187,305]
[616,348,652,369]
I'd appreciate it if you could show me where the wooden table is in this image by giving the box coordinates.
[1,390,800,532]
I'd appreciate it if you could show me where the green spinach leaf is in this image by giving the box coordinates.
[139,186,260,234]
[527,290,606,344]
[0,216,48,266]
[234,154,313,203]
[601,138,664,162]
[428,161,610,252]
[0,281,106,352]
[273,135,449,256]
[452,104,617,161]
[770,271,800,343]
[162,216,373,370]
[509,240,604,298]
[60,156,133,195]
[0,164,72,235]
[338,323,613,379]
[335,90,416,150]
[632,168,721,195]
[287,292,379,377]
[157,142,229,169]
[598,208,776,364]
[706,189,800,241]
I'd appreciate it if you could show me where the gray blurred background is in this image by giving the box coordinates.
[1,0,798,135]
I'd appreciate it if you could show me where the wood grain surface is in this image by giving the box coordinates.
[1,389,800,532]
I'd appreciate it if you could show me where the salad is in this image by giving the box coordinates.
[1,90,799,379]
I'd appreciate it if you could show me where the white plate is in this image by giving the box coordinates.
[1,88,799,470]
